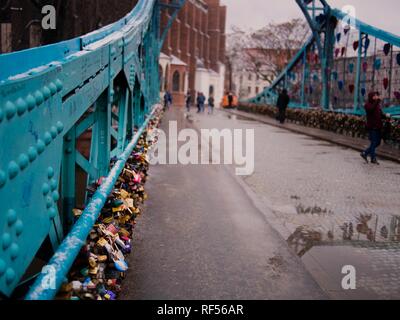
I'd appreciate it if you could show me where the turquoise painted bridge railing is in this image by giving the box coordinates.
[0,0,185,298]
[249,0,400,116]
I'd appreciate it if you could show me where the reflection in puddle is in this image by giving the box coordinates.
[296,204,334,215]
[287,214,400,298]
[226,114,257,122]
[287,214,400,256]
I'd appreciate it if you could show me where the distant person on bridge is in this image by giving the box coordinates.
[208,95,215,115]
[360,92,389,165]
[185,91,192,112]
[276,89,290,124]
[164,91,172,111]
[197,92,206,113]
[228,92,234,108]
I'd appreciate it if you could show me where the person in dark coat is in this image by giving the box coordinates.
[196,92,201,113]
[163,91,172,110]
[185,91,192,112]
[196,92,206,113]
[360,92,388,165]
[276,89,290,124]
[228,92,234,108]
[208,95,215,114]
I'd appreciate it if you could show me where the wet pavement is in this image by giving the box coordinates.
[121,106,400,300]
[120,107,325,300]
[193,108,400,300]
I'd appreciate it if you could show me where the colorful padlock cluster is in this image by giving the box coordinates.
[56,108,163,300]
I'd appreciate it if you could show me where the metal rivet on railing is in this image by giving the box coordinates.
[48,208,57,219]
[42,86,51,100]
[10,243,19,260]
[15,220,23,237]
[52,191,60,202]
[42,183,50,196]
[16,98,27,116]
[50,179,57,192]
[5,101,16,120]
[50,126,58,139]
[56,121,64,133]
[43,132,52,146]
[2,233,12,250]
[27,146,38,162]
[7,209,17,226]
[18,154,29,170]
[37,140,45,154]
[47,167,55,179]
[5,268,15,285]
[46,197,53,209]
[34,91,44,106]
[26,94,36,111]
[8,161,19,179]
[55,79,63,92]
[49,82,57,95]
[0,259,5,276]
[0,170,6,188]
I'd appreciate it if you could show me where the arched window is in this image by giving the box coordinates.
[172,71,180,92]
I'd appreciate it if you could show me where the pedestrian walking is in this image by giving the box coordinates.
[360,92,389,165]
[185,90,192,112]
[163,91,172,111]
[276,89,290,124]
[197,92,206,113]
[208,95,215,114]
[196,92,201,113]
[228,92,234,108]
[167,91,173,108]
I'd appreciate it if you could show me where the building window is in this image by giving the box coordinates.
[1,23,12,53]
[248,86,252,95]
[172,71,180,92]
[248,74,252,81]
[256,87,259,94]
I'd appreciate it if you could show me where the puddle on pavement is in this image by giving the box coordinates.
[225,114,257,122]
[296,204,334,215]
[285,212,400,299]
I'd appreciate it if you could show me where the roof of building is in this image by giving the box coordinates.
[171,55,187,66]
[159,52,171,60]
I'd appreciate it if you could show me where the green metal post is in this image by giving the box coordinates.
[354,30,363,112]
[91,90,111,179]
[117,88,129,153]
[62,126,76,233]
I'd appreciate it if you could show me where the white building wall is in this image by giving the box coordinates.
[234,70,270,100]
[195,64,225,108]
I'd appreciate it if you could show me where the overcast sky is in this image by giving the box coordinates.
[221,0,399,35]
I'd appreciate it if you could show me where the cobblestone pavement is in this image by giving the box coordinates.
[191,108,400,300]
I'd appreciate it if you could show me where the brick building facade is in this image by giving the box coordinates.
[0,0,138,53]
[159,0,227,106]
